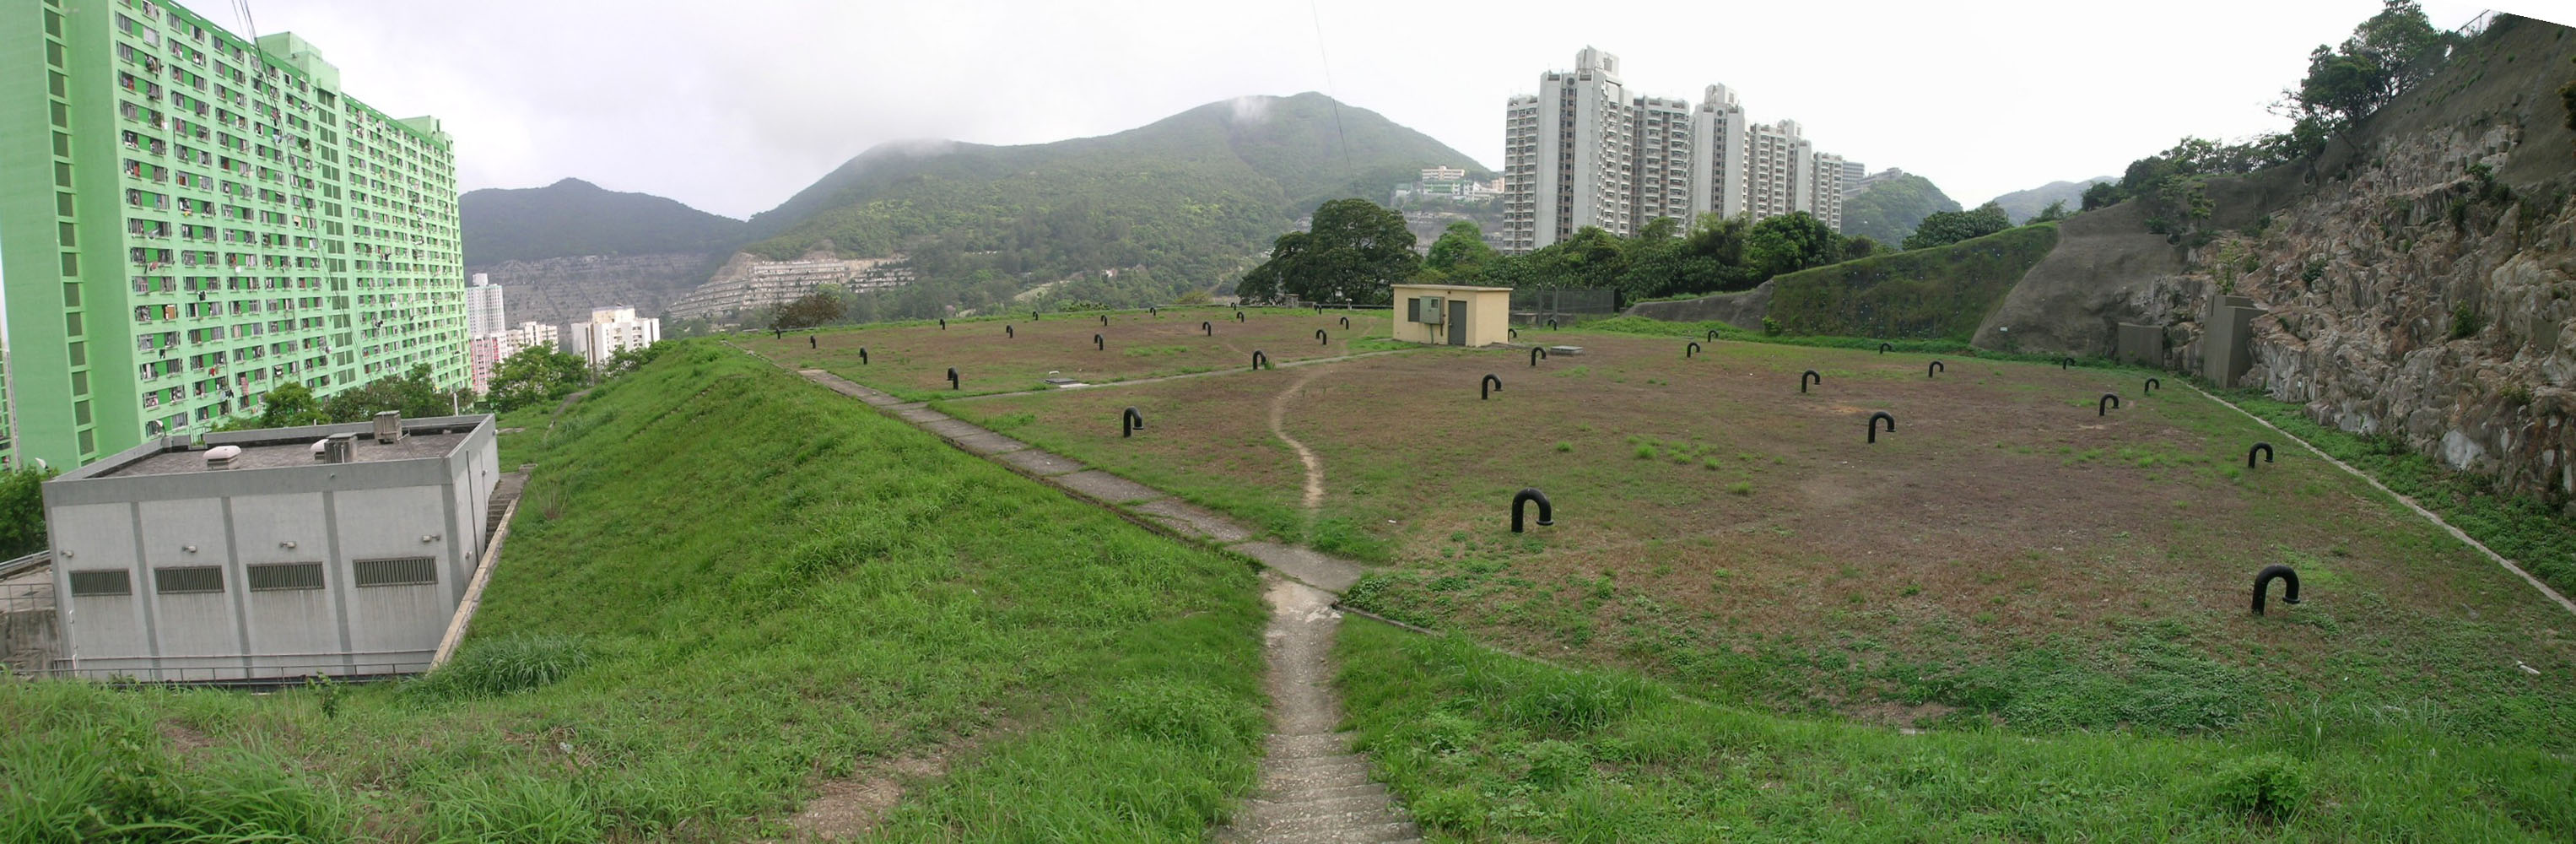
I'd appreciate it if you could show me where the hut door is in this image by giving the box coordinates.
[1447,300,1466,345]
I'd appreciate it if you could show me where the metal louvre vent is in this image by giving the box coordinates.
[247,562,325,592]
[353,556,436,587]
[154,565,224,594]
[68,570,132,597]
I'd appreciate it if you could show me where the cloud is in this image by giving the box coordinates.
[227,0,2512,218]
[1227,95,1275,125]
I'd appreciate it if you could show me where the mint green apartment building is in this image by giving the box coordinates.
[1,0,466,471]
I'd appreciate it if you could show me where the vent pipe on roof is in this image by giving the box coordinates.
[325,433,358,463]
[204,444,241,469]
[373,410,402,443]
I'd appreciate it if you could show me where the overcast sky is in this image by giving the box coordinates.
[215,0,2545,219]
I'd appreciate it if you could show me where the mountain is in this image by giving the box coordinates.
[1985,177,2114,224]
[462,178,747,265]
[461,180,748,326]
[1839,175,1961,245]
[724,93,1492,312]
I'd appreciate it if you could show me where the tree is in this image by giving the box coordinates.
[1234,199,1414,305]
[252,382,331,428]
[2081,181,2125,211]
[0,465,57,559]
[322,364,462,421]
[1744,213,1841,279]
[2029,200,2072,224]
[490,347,591,412]
[1903,202,2012,250]
[770,290,846,331]
[1421,221,1497,280]
[2287,0,2447,127]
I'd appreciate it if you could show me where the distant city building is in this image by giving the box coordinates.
[1502,48,1849,253]
[1630,95,1693,227]
[666,256,916,321]
[462,275,510,394]
[1503,46,1635,252]
[1847,167,1909,197]
[0,5,467,470]
[466,274,505,338]
[1839,159,1868,193]
[565,307,659,369]
[505,321,559,357]
[1420,166,1467,182]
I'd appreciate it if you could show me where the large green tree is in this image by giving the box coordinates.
[251,382,331,428]
[1745,213,1843,279]
[1903,202,2013,250]
[321,365,466,421]
[770,290,847,331]
[2290,0,2446,127]
[1234,199,1415,305]
[1421,220,1498,280]
[490,347,592,412]
[0,466,57,559]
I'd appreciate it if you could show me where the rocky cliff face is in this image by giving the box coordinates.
[1981,15,2576,502]
[464,252,721,327]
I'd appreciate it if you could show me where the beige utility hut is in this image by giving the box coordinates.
[1390,284,1513,347]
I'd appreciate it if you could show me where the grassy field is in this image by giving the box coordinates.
[737,306,1402,400]
[0,343,1267,841]
[938,327,2576,748]
[1338,619,2576,841]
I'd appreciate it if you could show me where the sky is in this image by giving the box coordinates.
[210,0,2545,219]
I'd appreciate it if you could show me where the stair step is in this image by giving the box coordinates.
[1248,819,1420,844]
[1245,792,1398,825]
[1263,732,1353,760]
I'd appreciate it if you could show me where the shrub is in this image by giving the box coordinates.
[2449,303,2481,339]
[2198,753,2311,823]
[407,634,592,702]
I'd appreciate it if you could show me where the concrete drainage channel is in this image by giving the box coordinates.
[779,364,1423,843]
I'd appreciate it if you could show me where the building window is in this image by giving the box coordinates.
[248,562,325,591]
[154,565,224,594]
[354,556,435,587]
[69,570,132,597]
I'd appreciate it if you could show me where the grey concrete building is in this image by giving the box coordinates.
[43,413,500,681]
[1503,47,1635,252]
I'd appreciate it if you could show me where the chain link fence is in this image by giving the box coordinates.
[1510,288,1618,327]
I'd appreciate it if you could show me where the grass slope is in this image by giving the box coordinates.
[1338,619,2573,841]
[1763,223,2059,341]
[0,343,1266,841]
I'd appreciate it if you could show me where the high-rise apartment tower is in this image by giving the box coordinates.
[0,0,465,469]
[1504,50,1849,253]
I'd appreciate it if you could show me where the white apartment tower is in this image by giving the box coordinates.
[1687,84,1751,221]
[566,307,660,369]
[1504,55,1851,253]
[465,274,505,338]
[1503,47,1634,252]
[1630,95,1694,228]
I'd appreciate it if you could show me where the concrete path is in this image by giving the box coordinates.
[773,363,1418,841]
[1218,577,1422,844]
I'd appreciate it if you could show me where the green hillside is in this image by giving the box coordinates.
[461,178,747,264]
[738,93,1491,304]
[1839,174,1961,245]
[1764,222,2059,340]
[0,344,1265,841]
